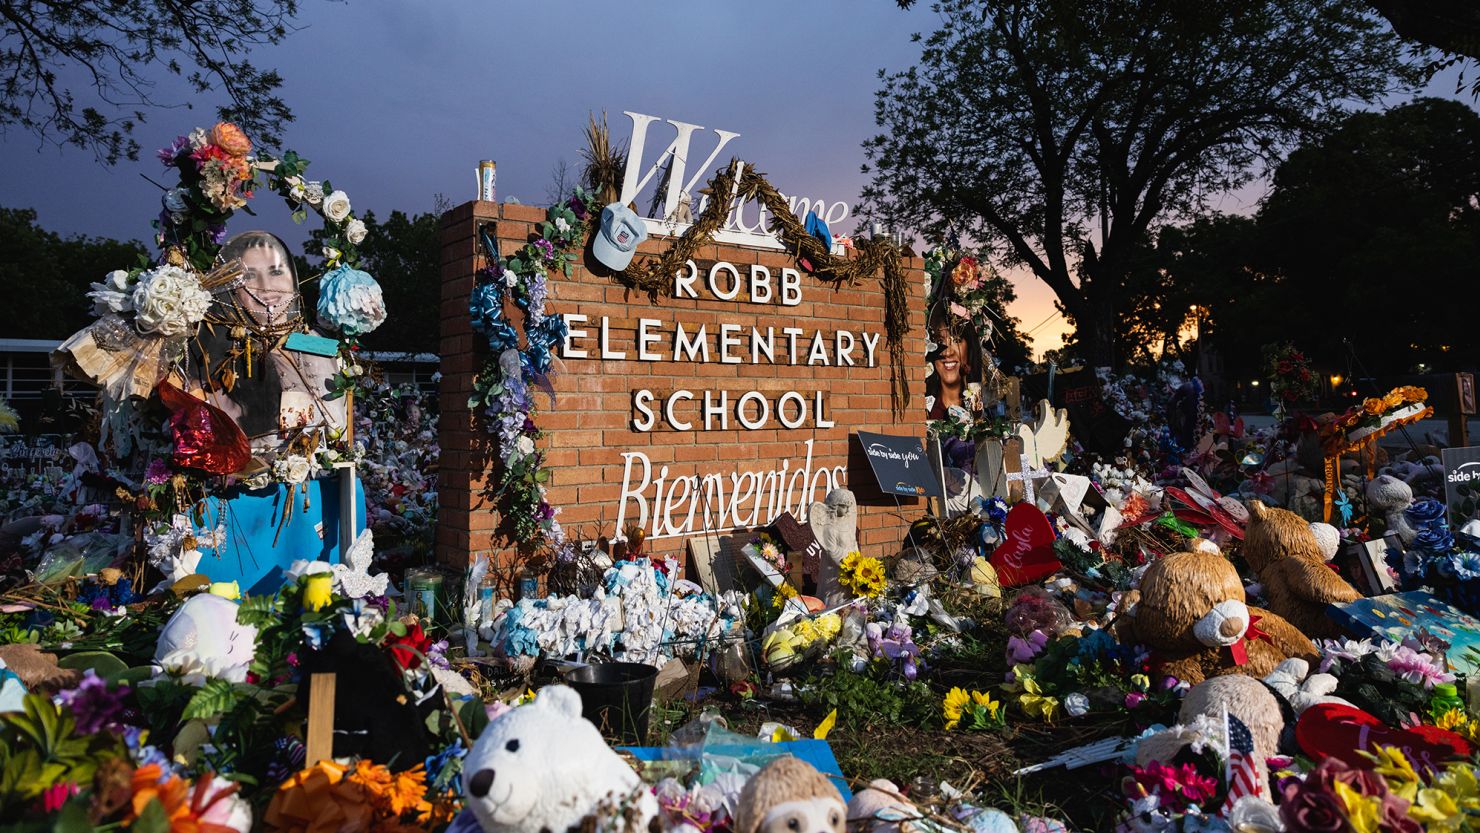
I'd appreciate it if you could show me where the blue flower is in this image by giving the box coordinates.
[1450,551,1480,581]
[317,266,386,336]
[1406,497,1447,527]
[1415,526,1456,556]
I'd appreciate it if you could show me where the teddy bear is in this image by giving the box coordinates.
[153,592,259,682]
[734,756,845,833]
[1242,501,1362,639]
[1115,546,1317,685]
[458,685,656,833]
[1137,674,1285,792]
[1365,475,1417,545]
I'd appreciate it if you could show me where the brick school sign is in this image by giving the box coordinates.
[436,201,926,571]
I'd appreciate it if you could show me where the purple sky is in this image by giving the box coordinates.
[0,2,1470,353]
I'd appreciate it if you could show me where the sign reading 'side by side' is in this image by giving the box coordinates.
[1442,445,1480,530]
[857,431,942,499]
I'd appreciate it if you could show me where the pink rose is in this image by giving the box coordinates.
[1279,781,1346,833]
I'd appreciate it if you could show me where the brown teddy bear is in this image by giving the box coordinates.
[734,756,845,833]
[1117,545,1317,685]
[1242,500,1361,639]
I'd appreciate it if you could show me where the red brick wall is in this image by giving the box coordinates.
[437,201,926,574]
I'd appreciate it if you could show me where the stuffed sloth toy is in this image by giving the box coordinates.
[1242,501,1362,639]
[734,757,846,833]
[1116,545,1317,686]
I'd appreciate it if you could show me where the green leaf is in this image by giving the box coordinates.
[56,651,128,679]
[52,795,92,833]
[133,797,170,833]
[182,678,245,721]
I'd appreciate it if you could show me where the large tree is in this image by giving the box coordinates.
[865,0,1420,367]
[0,207,146,338]
[0,0,302,164]
[1254,97,1480,376]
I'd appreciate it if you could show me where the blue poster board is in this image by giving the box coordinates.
[1330,590,1480,677]
[621,738,851,801]
[192,472,367,595]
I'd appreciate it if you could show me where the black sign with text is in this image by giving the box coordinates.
[857,431,942,498]
[1442,445,1480,530]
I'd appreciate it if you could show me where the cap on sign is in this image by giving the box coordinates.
[593,202,648,272]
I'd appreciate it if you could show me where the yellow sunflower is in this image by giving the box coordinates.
[943,687,970,730]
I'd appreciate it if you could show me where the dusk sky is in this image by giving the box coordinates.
[0,2,1468,355]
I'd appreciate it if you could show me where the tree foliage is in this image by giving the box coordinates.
[0,0,301,164]
[1125,98,1480,382]
[298,205,445,355]
[0,207,147,339]
[865,0,1420,366]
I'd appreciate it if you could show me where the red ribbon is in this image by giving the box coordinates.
[1226,615,1273,666]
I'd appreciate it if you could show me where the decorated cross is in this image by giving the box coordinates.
[1007,453,1052,505]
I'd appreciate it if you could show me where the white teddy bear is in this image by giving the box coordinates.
[153,593,258,682]
[455,685,657,833]
[1263,658,1351,714]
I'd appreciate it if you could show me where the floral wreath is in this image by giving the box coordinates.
[66,121,390,537]
[86,122,388,402]
[466,189,594,558]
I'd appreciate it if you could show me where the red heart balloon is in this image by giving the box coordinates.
[1296,703,1472,775]
[990,503,1061,586]
[157,381,251,476]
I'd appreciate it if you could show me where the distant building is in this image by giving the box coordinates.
[0,338,439,435]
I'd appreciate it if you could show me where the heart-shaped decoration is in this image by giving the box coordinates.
[989,503,1061,586]
[1296,703,1473,774]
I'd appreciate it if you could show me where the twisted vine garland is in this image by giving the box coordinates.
[615,160,912,414]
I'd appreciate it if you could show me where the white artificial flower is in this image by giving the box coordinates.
[194,774,253,833]
[555,217,571,233]
[87,269,135,316]
[516,435,536,457]
[273,455,312,484]
[131,265,211,337]
[322,189,352,222]
[303,181,325,205]
[187,128,210,151]
[345,218,368,245]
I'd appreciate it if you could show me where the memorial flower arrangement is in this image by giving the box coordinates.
[468,189,597,559]
[1261,342,1318,408]
[839,551,888,598]
[1273,747,1480,832]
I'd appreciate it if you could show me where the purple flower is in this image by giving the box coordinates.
[56,670,130,735]
[1124,691,1146,709]
[533,238,556,262]
[144,459,170,486]
[207,223,229,245]
[568,195,590,221]
[157,136,189,165]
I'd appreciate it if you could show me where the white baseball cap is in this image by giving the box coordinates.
[592,202,647,271]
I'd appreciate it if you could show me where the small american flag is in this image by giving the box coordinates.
[1221,708,1263,815]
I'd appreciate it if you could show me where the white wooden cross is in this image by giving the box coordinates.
[1006,453,1052,505]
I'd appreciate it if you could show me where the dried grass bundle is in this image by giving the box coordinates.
[582,111,625,206]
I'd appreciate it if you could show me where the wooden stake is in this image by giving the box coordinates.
[306,672,337,765]
[343,386,354,449]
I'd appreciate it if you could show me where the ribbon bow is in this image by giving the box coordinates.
[1226,615,1273,666]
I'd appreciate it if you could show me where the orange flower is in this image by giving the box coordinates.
[1397,385,1428,403]
[347,760,432,821]
[211,122,253,157]
[128,765,245,833]
[1362,397,1386,416]
[1383,391,1405,409]
[950,256,981,288]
